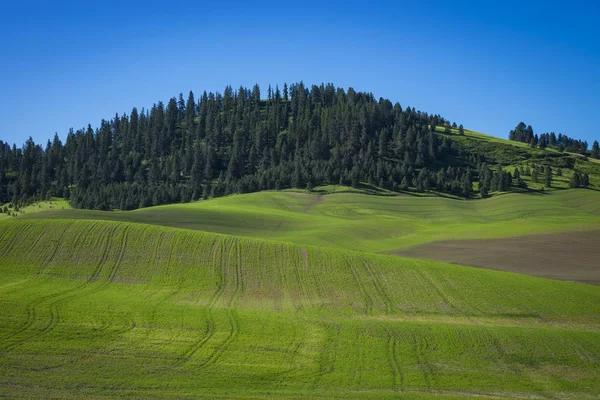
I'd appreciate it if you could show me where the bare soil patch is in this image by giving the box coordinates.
[387,231,600,285]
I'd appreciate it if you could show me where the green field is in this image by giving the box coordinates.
[0,219,599,399]
[0,198,71,221]
[3,159,600,398]
[20,189,600,252]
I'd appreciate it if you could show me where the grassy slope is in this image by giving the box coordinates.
[0,198,71,221]
[20,189,600,252]
[0,219,598,399]
[438,127,600,189]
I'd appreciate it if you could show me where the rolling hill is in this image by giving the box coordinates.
[15,189,600,283]
[1,85,599,398]
[17,189,600,250]
[0,219,598,399]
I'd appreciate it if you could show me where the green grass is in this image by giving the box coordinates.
[20,189,600,252]
[435,126,600,189]
[0,219,598,399]
[0,197,71,220]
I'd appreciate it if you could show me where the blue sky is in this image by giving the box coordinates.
[1,0,598,146]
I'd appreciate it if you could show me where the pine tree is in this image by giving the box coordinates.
[3,82,589,211]
[461,174,472,198]
[526,125,534,143]
[544,167,552,188]
[592,140,600,159]
[569,172,581,188]
[582,173,590,187]
[400,176,409,191]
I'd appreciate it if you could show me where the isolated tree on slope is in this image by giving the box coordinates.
[545,167,552,188]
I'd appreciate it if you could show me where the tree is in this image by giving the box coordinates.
[400,176,409,191]
[531,168,538,183]
[479,181,489,197]
[529,134,538,148]
[525,125,534,143]
[582,173,590,187]
[592,140,600,159]
[1,82,585,211]
[461,173,472,198]
[569,172,581,188]
[509,122,527,142]
[544,167,552,188]
[184,91,196,147]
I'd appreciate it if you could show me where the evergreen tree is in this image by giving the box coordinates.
[1,82,594,210]
[461,173,472,198]
[592,140,600,159]
[400,176,409,191]
[582,173,590,187]
[544,167,552,188]
[569,172,581,188]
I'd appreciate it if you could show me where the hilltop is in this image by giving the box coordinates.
[1,83,599,213]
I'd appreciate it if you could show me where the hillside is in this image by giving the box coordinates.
[1,83,599,213]
[1,219,598,399]
[17,189,600,283]
[1,83,599,398]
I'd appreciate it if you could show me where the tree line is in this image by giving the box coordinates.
[509,121,599,158]
[0,83,568,211]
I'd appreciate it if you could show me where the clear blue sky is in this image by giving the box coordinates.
[1,0,598,146]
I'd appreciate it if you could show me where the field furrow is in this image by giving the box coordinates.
[0,218,598,399]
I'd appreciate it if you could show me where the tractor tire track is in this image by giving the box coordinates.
[25,317,138,373]
[43,224,132,346]
[343,254,373,315]
[274,327,308,385]
[362,258,394,314]
[36,224,70,277]
[3,224,119,350]
[26,223,50,256]
[311,323,342,389]
[295,248,314,309]
[418,269,461,314]
[411,332,434,389]
[386,327,405,391]
[176,237,227,365]
[0,223,108,343]
[0,223,32,258]
[195,239,242,370]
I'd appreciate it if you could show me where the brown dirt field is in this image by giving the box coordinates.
[387,231,600,285]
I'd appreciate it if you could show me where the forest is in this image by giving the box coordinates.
[0,83,594,210]
[509,121,600,157]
